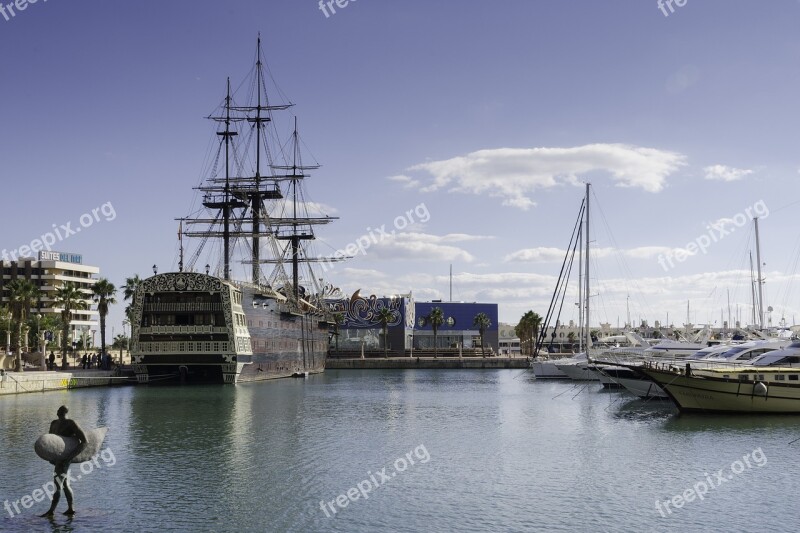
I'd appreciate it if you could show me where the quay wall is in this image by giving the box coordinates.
[327,357,530,370]
[0,370,121,396]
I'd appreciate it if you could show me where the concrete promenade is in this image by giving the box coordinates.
[0,369,126,396]
[327,356,530,370]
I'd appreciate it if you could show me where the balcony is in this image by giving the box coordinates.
[139,325,228,335]
[143,302,222,312]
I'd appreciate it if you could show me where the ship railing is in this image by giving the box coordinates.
[143,303,222,312]
[139,325,228,334]
[138,341,231,353]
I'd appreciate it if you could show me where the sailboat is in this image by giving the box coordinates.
[531,183,599,380]
[129,37,342,384]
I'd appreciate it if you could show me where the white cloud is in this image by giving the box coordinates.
[404,144,686,210]
[504,247,568,263]
[404,232,494,243]
[504,246,616,263]
[368,232,476,262]
[387,174,421,188]
[703,165,753,182]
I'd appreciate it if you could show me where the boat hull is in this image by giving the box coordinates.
[638,366,800,413]
[614,376,668,399]
[532,361,568,379]
[555,362,599,381]
[130,273,330,385]
[594,365,667,398]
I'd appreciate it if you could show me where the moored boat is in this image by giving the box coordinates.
[130,37,341,384]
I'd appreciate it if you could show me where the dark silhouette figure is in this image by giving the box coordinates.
[48,352,55,371]
[40,406,87,517]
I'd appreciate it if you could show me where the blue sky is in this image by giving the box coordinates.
[2,0,800,338]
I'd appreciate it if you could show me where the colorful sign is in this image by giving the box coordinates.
[39,251,83,264]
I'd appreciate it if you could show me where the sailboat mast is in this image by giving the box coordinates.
[578,220,583,353]
[252,36,263,285]
[754,217,765,329]
[749,251,757,326]
[584,182,590,350]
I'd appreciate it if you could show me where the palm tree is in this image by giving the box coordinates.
[122,275,141,323]
[428,307,444,359]
[515,311,543,356]
[112,333,128,363]
[54,283,88,369]
[473,312,491,358]
[38,314,61,356]
[92,279,117,364]
[7,279,40,371]
[376,308,393,358]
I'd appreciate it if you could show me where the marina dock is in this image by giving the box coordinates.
[326,356,530,370]
[0,369,129,396]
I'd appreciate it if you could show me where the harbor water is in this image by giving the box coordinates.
[1,369,799,532]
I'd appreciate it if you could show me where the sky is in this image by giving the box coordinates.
[2,0,800,340]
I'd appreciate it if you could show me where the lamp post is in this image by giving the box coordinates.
[82,326,89,366]
[36,313,42,352]
[122,319,130,366]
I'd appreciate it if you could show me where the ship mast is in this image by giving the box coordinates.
[179,36,343,305]
[251,35,265,284]
[222,78,235,280]
[276,119,315,301]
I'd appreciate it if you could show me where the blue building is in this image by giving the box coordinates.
[327,292,498,356]
[414,301,498,354]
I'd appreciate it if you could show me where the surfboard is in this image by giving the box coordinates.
[34,427,109,464]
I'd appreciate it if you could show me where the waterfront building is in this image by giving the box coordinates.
[498,323,521,355]
[414,301,499,354]
[327,292,499,355]
[0,251,99,350]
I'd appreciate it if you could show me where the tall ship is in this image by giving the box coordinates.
[130,37,342,384]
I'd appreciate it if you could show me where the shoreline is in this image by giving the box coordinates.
[326,356,530,370]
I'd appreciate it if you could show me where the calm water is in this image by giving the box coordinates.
[1,369,799,532]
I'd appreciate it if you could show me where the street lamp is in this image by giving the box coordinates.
[122,319,130,366]
[36,313,42,353]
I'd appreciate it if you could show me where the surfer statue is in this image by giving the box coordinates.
[40,405,87,517]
